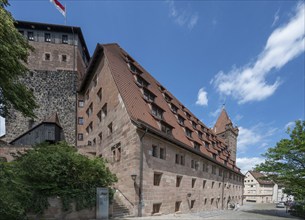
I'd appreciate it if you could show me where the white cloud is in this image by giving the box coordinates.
[213,3,305,104]
[167,0,199,30]
[196,88,208,106]
[209,106,222,118]
[237,157,265,174]
[234,114,243,122]
[0,116,5,136]
[238,124,277,153]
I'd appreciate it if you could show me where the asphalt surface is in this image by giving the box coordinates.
[113,202,302,220]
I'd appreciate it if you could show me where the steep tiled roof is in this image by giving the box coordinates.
[250,171,274,185]
[101,43,241,173]
[213,108,232,134]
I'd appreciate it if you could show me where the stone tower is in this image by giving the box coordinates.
[213,108,239,162]
[4,21,90,146]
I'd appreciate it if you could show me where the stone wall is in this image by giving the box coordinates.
[4,70,77,145]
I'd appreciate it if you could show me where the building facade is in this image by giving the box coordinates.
[243,171,274,203]
[3,21,244,217]
[77,44,244,216]
[3,21,90,146]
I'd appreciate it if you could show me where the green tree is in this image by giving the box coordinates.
[255,120,305,200]
[0,142,117,219]
[0,0,37,118]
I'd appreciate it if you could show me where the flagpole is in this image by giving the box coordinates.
[65,3,67,25]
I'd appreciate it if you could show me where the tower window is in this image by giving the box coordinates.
[45,53,50,61]
[176,176,182,187]
[62,34,68,44]
[28,31,34,41]
[62,54,67,62]
[153,173,162,186]
[175,201,181,212]
[44,33,51,42]
[78,133,83,141]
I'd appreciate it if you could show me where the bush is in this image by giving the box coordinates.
[0,142,117,219]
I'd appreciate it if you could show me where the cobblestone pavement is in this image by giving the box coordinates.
[115,202,302,220]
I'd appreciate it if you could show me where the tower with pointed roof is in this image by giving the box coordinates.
[213,108,239,162]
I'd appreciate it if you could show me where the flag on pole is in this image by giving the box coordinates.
[50,0,66,17]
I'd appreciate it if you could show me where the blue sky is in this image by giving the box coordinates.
[2,0,304,173]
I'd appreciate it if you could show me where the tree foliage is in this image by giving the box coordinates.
[0,0,38,118]
[0,142,117,219]
[255,120,305,200]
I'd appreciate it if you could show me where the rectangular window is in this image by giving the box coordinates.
[151,104,163,119]
[78,117,84,125]
[178,115,184,125]
[128,63,142,74]
[194,142,200,151]
[136,75,149,87]
[219,169,223,177]
[176,176,182,187]
[161,122,172,135]
[185,112,191,119]
[175,154,179,164]
[62,34,68,44]
[93,138,96,145]
[159,147,165,160]
[152,203,161,214]
[185,128,192,138]
[44,33,51,42]
[192,178,196,188]
[213,153,217,160]
[198,131,203,139]
[180,155,185,165]
[108,123,113,135]
[212,165,216,175]
[62,54,67,62]
[153,173,162,186]
[152,145,158,157]
[99,132,102,144]
[164,93,172,102]
[191,159,195,169]
[45,53,50,61]
[192,121,197,129]
[28,31,34,41]
[102,103,107,118]
[77,133,83,141]
[190,200,195,209]
[175,201,181,212]
[143,88,155,102]
[86,103,93,117]
[219,182,222,188]
[97,88,102,101]
[204,141,209,148]
[97,110,102,122]
[203,180,206,189]
[171,104,178,113]
[195,161,199,170]
[86,122,93,134]
[211,181,215,189]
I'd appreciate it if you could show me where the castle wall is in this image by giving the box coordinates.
[4,70,77,145]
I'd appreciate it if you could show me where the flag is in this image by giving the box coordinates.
[50,0,66,17]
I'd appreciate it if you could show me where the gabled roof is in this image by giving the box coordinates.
[249,171,274,185]
[85,43,241,174]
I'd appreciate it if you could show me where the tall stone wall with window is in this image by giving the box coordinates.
[4,70,77,145]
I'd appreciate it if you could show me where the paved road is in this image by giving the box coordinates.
[116,202,301,220]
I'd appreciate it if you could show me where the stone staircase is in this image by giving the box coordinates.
[111,190,134,218]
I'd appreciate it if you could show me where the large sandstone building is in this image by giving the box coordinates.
[1,21,244,217]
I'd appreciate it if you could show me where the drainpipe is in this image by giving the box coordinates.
[221,171,225,210]
[138,127,148,217]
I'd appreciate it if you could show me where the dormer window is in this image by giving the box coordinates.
[164,93,172,102]
[198,131,203,139]
[44,33,51,42]
[161,122,172,135]
[178,115,184,125]
[136,75,149,87]
[128,63,142,74]
[192,121,197,129]
[185,128,192,138]
[143,88,155,102]
[194,142,200,151]
[170,104,178,113]
[151,104,163,120]
[204,141,209,148]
